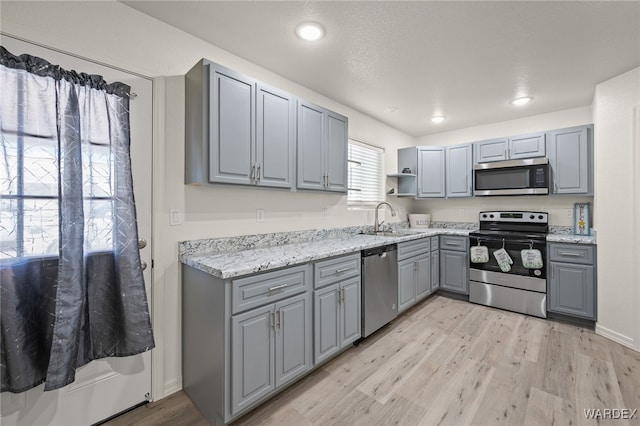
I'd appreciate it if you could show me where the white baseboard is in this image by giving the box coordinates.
[596,324,638,351]
[163,376,183,397]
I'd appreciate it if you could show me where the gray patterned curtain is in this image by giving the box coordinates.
[0,46,155,392]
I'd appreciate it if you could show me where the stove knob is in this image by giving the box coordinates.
[489,214,494,218]
[482,214,487,219]
[529,214,535,219]
[538,215,544,220]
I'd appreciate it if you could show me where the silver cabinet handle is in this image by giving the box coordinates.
[278,309,282,332]
[138,238,147,249]
[559,252,581,257]
[257,164,261,183]
[335,267,351,274]
[445,242,461,246]
[251,163,256,182]
[268,283,288,292]
[271,311,276,330]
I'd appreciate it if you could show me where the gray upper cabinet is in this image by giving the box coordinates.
[417,147,446,198]
[256,84,295,188]
[297,100,348,193]
[547,124,593,195]
[185,59,295,188]
[475,132,545,163]
[446,143,473,197]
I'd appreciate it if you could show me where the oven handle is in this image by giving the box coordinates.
[471,236,543,245]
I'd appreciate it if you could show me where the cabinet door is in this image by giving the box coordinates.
[340,277,361,347]
[509,132,545,159]
[256,84,295,189]
[326,112,348,193]
[415,254,431,300]
[446,143,473,197]
[431,250,440,291]
[547,125,592,194]
[440,250,469,294]
[297,101,325,190]
[275,293,311,388]
[231,304,275,415]
[548,262,595,320]
[474,138,508,163]
[417,147,445,198]
[398,258,416,312]
[313,285,340,364]
[209,65,254,185]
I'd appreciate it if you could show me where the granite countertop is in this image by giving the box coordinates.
[181,228,470,279]
[546,234,596,245]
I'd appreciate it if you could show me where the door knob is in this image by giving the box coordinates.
[138,238,147,249]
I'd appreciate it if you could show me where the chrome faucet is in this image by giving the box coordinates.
[374,202,397,233]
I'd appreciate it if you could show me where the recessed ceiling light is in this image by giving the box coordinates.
[511,96,533,106]
[295,22,326,41]
[431,116,445,124]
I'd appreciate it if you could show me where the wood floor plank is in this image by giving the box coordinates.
[522,387,576,426]
[108,294,640,426]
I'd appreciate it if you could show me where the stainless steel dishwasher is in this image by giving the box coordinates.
[361,244,398,338]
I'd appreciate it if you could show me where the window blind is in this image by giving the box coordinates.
[348,139,384,206]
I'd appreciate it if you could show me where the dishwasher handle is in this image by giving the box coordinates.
[362,244,397,257]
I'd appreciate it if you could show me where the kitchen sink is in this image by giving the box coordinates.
[361,231,404,237]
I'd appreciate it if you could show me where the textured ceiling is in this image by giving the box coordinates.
[122,1,640,137]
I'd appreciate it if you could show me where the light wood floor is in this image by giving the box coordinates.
[106,295,640,426]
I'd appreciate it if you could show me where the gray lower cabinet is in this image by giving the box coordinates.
[439,236,469,295]
[297,100,348,193]
[446,143,473,197]
[398,238,431,312]
[313,276,361,364]
[547,243,596,320]
[185,59,295,188]
[547,124,594,195]
[431,249,440,291]
[417,147,446,198]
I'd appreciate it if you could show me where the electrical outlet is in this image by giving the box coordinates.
[256,209,265,223]
[169,208,182,226]
[458,208,465,217]
[565,209,573,218]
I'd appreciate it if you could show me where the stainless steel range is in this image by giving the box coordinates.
[468,211,548,318]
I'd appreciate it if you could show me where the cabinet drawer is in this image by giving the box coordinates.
[439,235,467,252]
[232,265,310,314]
[397,238,430,261]
[314,253,361,288]
[549,243,595,265]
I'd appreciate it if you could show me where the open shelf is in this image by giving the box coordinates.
[387,173,417,178]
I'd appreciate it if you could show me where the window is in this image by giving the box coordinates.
[348,139,385,207]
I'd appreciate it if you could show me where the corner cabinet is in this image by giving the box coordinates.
[297,101,348,193]
[185,60,295,188]
[547,124,594,195]
[547,243,596,320]
[417,147,446,198]
[446,143,473,197]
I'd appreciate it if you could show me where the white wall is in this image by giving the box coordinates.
[412,106,594,226]
[1,0,415,397]
[593,67,640,351]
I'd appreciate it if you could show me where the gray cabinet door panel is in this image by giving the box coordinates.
[398,258,416,312]
[446,143,473,197]
[297,102,325,190]
[275,293,311,387]
[548,263,595,319]
[326,112,348,192]
[340,277,361,347]
[256,85,294,188]
[415,254,431,300]
[313,285,340,364]
[547,125,591,194]
[210,67,254,184]
[440,250,469,294]
[474,138,508,163]
[509,132,545,159]
[417,147,445,198]
[231,304,275,415]
[431,250,440,291]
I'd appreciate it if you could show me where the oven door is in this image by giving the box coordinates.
[469,235,546,279]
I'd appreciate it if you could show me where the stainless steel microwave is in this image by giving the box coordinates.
[474,158,549,196]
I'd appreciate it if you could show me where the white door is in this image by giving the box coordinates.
[0,36,153,425]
